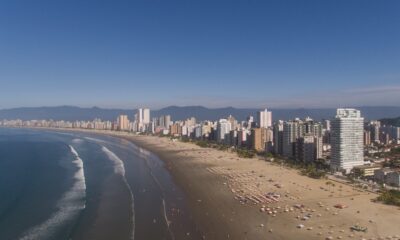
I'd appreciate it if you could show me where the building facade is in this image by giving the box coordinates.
[257,108,272,128]
[117,115,129,131]
[330,108,364,173]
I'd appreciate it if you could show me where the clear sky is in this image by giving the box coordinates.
[1,0,399,109]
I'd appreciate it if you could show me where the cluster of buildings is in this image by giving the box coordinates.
[116,108,151,132]
[274,117,324,164]
[1,107,400,185]
[364,120,400,146]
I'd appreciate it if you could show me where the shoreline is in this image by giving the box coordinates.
[120,135,274,239]
[18,128,400,239]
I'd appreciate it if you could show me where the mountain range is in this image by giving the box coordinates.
[0,106,400,122]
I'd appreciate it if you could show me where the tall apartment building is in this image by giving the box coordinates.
[164,115,171,128]
[117,115,129,131]
[364,130,371,146]
[330,108,364,173]
[227,115,238,130]
[282,120,301,158]
[369,121,381,143]
[302,117,323,138]
[185,117,196,127]
[257,108,272,128]
[201,121,213,139]
[157,115,171,128]
[246,116,256,129]
[296,135,323,163]
[237,129,250,148]
[138,108,150,124]
[281,118,322,161]
[170,122,182,136]
[217,119,232,143]
[323,119,331,131]
[273,120,284,155]
[251,127,272,152]
[136,108,150,132]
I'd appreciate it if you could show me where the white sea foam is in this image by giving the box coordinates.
[19,145,86,240]
[101,146,135,240]
[71,138,83,143]
[101,146,126,176]
[84,136,107,143]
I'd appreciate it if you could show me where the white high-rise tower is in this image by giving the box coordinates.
[330,108,364,173]
[257,108,272,128]
[138,108,150,124]
[137,108,151,133]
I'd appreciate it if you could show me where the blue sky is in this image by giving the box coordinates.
[0,0,399,109]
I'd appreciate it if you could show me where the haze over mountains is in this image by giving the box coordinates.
[1,106,400,122]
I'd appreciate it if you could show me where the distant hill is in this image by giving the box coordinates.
[0,106,400,122]
[380,116,400,127]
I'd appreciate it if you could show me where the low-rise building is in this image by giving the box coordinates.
[353,164,381,177]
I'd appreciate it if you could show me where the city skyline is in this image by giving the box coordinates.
[1,1,400,108]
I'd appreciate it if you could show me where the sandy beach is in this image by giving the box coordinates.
[55,129,400,240]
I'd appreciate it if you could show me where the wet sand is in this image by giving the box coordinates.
[123,135,283,240]
[67,131,203,240]
[71,174,132,240]
[69,140,133,240]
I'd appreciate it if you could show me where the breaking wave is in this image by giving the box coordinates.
[19,145,86,240]
[84,137,107,144]
[101,146,135,240]
[101,146,126,176]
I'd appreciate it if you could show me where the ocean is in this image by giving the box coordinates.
[0,128,201,240]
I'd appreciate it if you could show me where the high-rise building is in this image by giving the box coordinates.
[227,115,238,130]
[296,135,315,163]
[144,109,150,124]
[201,121,213,139]
[257,108,272,128]
[363,130,371,146]
[157,115,171,128]
[247,116,254,127]
[369,121,381,143]
[138,109,143,123]
[237,129,250,148]
[273,120,284,155]
[164,115,171,128]
[282,120,301,158]
[117,115,129,131]
[137,108,150,124]
[217,119,232,142]
[323,119,331,131]
[279,117,323,161]
[330,108,364,173]
[296,135,323,163]
[170,122,182,136]
[251,127,270,152]
[303,117,323,138]
[136,108,150,132]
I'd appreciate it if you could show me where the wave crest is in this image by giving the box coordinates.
[19,145,86,240]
